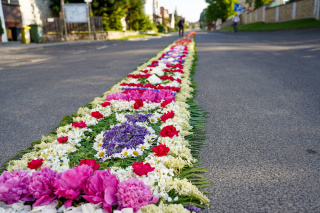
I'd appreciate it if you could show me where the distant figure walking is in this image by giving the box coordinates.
[232,14,240,33]
[178,18,185,36]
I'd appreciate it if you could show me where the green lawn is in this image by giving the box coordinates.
[110,33,163,41]
[221,18,320,31]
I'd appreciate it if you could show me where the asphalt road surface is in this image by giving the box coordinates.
[1,29,320,212]
[195,29,320,212]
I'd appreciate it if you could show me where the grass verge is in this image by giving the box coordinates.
[109,33,163,40]
[221,18,320,31]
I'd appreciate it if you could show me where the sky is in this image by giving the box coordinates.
[159,0,208,23]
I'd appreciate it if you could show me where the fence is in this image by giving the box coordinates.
[241,0,320,24]
[44,16,103,33]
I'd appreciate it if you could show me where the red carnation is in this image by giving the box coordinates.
[132,161,155,176]
[160,125,180,138]
[72,121,87,128]
[160,110,175,122]
[27,158,43,170]
[101,102,111,107]
[134,99,144,109]
[91,111,103,119]
[57,136,68,143]
[78,159,100,171]
[152,144,170,157]
[161,100,172,108]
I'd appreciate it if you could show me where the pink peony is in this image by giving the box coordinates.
[116,178,158,212]
[0,170,34,204]
[82,169,119,213]
[54,165,93,208]
[29,167,61,207]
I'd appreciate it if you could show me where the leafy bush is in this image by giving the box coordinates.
[156,24,165,33]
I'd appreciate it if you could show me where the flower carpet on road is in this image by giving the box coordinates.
[0,32,211,213]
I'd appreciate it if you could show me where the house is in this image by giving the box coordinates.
[160,7,170,28]
[2,0,52,27]
[143,0,162,24]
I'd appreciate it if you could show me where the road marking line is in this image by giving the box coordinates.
[73,51,86,55]
[96,46,108,50]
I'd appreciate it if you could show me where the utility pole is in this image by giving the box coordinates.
[84,0,92,40]
[60,0,68,41]
[90,3,97,40]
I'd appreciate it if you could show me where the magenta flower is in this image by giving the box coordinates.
[126,90,141,101]
[116,178,158,212]
[0,170,34,204]
[54,165,93,208]
[106,92,128,101]
[158,90,175,102]
[82,169,119,213]
[29,167,61,207]
[141,89,157,103]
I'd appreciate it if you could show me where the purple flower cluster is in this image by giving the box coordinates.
[185,204,202,213]
[124,113,151,124]
[102,123,150,156]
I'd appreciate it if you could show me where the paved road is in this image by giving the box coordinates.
[1,30,320,212]
[195,29,320,212]
[0,35,177,166]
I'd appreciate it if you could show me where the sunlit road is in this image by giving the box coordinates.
[1,29,320,212]
[195,29,320,212]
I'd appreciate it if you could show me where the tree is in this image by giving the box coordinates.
[205,0,237,22]
[126,0,153,31]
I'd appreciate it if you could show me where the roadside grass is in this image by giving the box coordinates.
[221,18,320,31]
[109,33,163,40]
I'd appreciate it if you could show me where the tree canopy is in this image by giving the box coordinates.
[204,0,237,22]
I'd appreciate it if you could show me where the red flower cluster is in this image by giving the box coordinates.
[72,121,87,128]
[161,100,172,108]
[134,99,144,109]
[91,111,103,119]
[139,69,149,73]
[101,102,111,107]
[78,159,100,171]
[128,74,151,79]
[160,110,175,122]
[152,144,170,157]
[120,82,181,92]
[27,158,43,170]
[160,125,180,138]
[57,136,68,143]
[163,69,184,74]
[132,162,155,176]
[159,75,182,83]
[147,60,159,67]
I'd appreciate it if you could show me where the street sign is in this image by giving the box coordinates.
[234,3,242,12]
[84,0,92,2]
